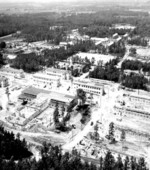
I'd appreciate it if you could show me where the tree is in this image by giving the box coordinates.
[0,41,6,49]
[53,105,59,126]
[76,89,86,104]
[103,151,115,170]
[124,156,130,170]
[130,156,137,170]
[94,123,99,143]
[0,53,4,66]
[108,122,115,142]
[129,47,137,57]
[137,158,147,170]
[115,155,123,170]
[120,130,126,152]
[100,156,103,170]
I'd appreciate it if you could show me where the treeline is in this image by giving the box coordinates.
[128,36,148,47]
[0,126,32,160]
[0,53,4,67]
[89,59,120,82]
[11,53,45,73]
[90,59,149,90]
[121,73,148,90]
[122,60,150,72]
[0,9,149,41]
[79,26,131,38]
[0,15,18,37]
[11,40,94,72]
[0,141,148,170]
[23,26,66,44]
[121,60,143,71]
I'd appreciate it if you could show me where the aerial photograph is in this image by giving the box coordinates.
[0,0,150,169]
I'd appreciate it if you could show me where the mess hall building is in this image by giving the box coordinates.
[49,92,74,112]
[18,86,51,101]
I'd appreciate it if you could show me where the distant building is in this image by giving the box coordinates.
[91,37,109,45]
[112,33,119,39]
[0,67,25,79]
[6,54,17,60]
[49,26,63,30]
[124,69,140,76]
[111,24,136,30]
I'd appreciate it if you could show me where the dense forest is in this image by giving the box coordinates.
[0,8,150,41]
[122,60,150,73]
[90,58,149,91]
[121,73,148,90]
[89,59,120,83]
[11,53,44,72]
[127,36,148,47]
[0,126,32,160]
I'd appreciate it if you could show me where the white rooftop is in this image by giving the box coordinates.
[0,67,23,73]
[50,91,74,103]
[7,54,17,59]
[33,73,59,80]
[46,68,69,74]
[74,78,104,88]
[130,93,150,100]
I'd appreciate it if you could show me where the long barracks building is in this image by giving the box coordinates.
[114,106,150,119]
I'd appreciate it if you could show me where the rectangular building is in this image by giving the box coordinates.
[45,68,70,79]
[128,94,150,106]
[0,67,25,79]
[18,86,51,101]
[73,78,104,96]
[33,73,59,87]
[49,92,74,108]
[114,106,150,119]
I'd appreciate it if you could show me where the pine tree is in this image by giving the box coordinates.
[137,157,147,170]
[116,154,123,170]
[99,156,103,170]
[120,130,126,151]
[108,122,115,142]
[103,151,115,170]
[124,156,130,170]
[130,156,137,170]
[53,105,59,126]
[94,123,99,144]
